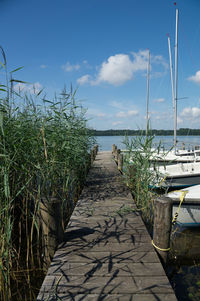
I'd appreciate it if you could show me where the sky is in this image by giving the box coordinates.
[1,0,200,130]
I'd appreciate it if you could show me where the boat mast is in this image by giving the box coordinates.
[167,35,175,115]
[174,8,179,153]
[146,49,150,136]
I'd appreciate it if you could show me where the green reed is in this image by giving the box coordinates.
[0,48,94,300]
[122,131,160,226]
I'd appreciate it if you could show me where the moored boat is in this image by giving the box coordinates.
[166,185,200,226]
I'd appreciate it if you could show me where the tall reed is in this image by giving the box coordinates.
[0,48,94,300]
[122,131,160,227]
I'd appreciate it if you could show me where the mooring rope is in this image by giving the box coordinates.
[172,190,188,226]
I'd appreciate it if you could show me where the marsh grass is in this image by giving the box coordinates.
[122,131,162,227]
[0,48,94,300]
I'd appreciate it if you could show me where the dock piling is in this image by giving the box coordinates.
[153,196,172,264]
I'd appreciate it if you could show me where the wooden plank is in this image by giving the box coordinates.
[37,151,177,301]
[37,293,177,301]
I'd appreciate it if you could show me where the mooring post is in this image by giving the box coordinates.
[153,196,172,264]
[118,153,123,172]
[40,197,64,269]
[116,148,121,164]
[112,144,116,154]
[94,144,98,156]
[90,148,95,164]
[112,144,117,160]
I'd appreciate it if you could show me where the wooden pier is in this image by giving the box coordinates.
[37,151,177,301]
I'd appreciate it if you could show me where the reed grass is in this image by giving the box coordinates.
[122,131,161,227]
[0,48,94,300]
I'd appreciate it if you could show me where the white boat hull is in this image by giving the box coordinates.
[172,204,200,226]
[167,185,200,226]
[150,162,200,189]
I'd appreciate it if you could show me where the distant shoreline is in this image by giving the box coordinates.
[89,128,200,136]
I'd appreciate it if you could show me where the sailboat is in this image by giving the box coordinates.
[149,161,200,189]
[149,8,200,189]
[148,8,200,164]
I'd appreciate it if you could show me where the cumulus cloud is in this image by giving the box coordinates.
[153,98,165,103]
[78,50,168,86]
[62,62,80,72]
[188,71,200,84]
[116,110,138,118]
[77,74,91,85]
[180,107,200,119]
[14,82,43,94]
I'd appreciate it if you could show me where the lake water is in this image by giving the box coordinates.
[95,135,200,151]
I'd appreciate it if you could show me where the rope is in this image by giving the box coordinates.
[172,190,188,225]
[158,175,167,186]
[151,240,171,252]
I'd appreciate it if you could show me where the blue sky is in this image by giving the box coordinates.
[1,0,200,130]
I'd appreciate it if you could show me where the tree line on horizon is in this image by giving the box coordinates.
[89,128,200,136]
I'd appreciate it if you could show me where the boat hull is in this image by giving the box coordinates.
[163,174,200,189]
[173,204,200,226]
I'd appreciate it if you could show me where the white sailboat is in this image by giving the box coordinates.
[149,8,200,164]
[149,162,200,190]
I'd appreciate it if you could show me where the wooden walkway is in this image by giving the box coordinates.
[37,151,177,301]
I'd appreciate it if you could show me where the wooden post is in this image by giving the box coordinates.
[116,148,121,163]
[40,197,64,269]
[153,196,172,264]
[118,153,123,172]
[112,144,116,154]
[112,144,117,159]
[94,144,98,156]
[90,148,95,164]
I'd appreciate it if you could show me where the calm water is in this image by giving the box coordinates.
[96,135,200,151]
[95,135,200,301]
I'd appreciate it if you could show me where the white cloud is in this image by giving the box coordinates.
[112,121,123,126]
[62,62,80,72]
[97,54,136,86]
[78,50,168,86]
[116,110,138,118]
[110,101,123,109]
[77,74,91,85]
[153,98,165,103]
[188,71,200,84]
[177,116,183,124]
[86,108,108,118]
[14,82,43,94]
[40,64,47,69]
[180,107,200,119]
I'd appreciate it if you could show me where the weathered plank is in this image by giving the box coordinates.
[37,151,177,301]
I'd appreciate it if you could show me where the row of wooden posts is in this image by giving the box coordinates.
[40,144,99,269]
[112,144,173,264]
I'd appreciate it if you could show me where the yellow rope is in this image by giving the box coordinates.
[158,175,167,186]
[172,190,188,225]
[151,240,171,252]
